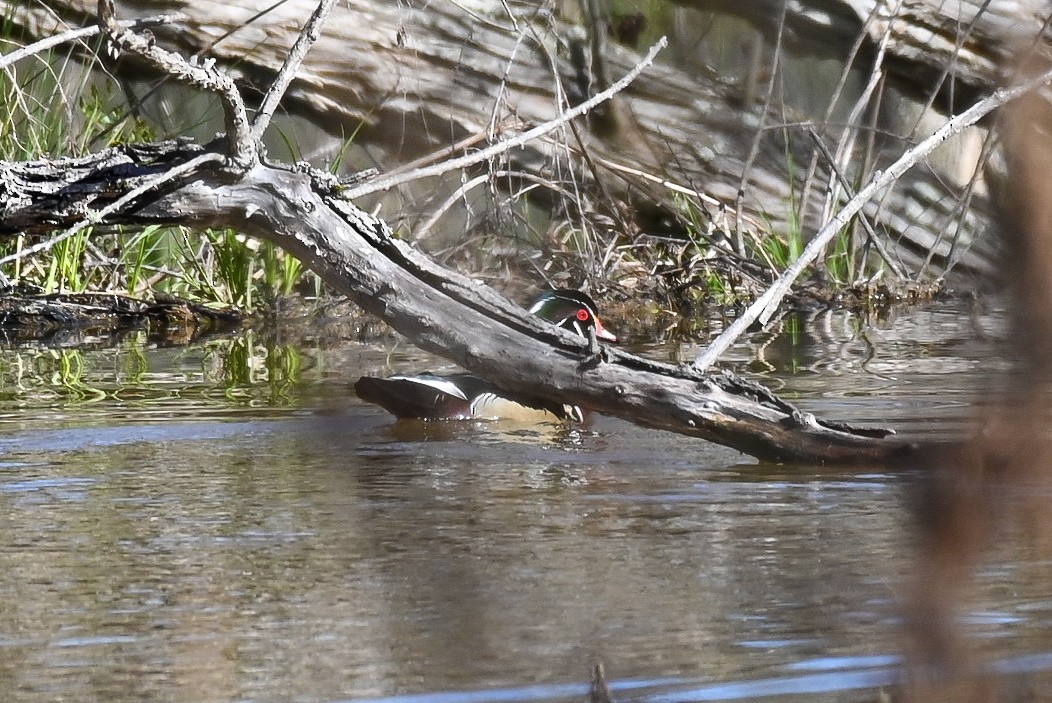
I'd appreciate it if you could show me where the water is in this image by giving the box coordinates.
[0,301,1049,702]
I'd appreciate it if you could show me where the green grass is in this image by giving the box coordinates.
[824,222,858,285]
[201,331,304,404]
[0,333,306,405]
[665,193,751,306]
[0,24,318,312]
[753,137,805,271]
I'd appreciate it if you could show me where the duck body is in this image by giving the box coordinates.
[355,289,615,422]
[354,372,582,422]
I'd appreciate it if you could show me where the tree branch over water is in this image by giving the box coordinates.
[0,0,913,464]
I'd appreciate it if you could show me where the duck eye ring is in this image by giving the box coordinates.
[576,309,590,322]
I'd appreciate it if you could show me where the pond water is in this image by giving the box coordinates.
[0,299,1049,702]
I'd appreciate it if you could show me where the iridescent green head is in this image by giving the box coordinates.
[528,289,617,342]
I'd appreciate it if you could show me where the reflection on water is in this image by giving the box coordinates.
[0,301,1049,702]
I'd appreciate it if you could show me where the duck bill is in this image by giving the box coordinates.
[594,320,617,342]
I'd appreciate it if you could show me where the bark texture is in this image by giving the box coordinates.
[687,0,1048,112]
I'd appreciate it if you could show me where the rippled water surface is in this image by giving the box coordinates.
[0,301,1049,702]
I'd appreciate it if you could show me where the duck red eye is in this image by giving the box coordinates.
[576,309,590,322]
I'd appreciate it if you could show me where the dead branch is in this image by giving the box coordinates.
[0,2,916,464]
[249,0,338,143]
[0,151,223,268]
[342,36,669,201]
[9,142,910,462]
[0,13,180,70]
[96,0,253,167]
[805,125,904,279]
[693,66,1052,372]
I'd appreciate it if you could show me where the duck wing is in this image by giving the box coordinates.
[354,373,477,419]
[355,372,582,422]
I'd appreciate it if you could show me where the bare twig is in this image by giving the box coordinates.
[415,170,578,242]
[0,15,181,71]
[250,0,338,143]
[381,130,493,180]
[341,36,668,201]
[805,125,906,279]
[586,155,766,233]
[798,5,895,267]
[907,0,995,131]
[693,64,1052,372]
[97,0,254,168]
[528,16,618,270]
[818,8,895,232]
[735,0,786,256]
[919,125,999,279]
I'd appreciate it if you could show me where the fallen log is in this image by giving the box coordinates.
[1,136,911,463]
[0,1,914,464]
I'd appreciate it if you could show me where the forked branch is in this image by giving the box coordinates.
[97,0,254,167]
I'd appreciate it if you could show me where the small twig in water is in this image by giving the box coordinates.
[589,662,614,703]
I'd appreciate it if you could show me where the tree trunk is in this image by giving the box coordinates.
[685,0,1045,113]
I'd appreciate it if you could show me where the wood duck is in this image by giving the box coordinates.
[355,289,616,422]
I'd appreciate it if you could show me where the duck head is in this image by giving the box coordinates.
[528,289,617,342]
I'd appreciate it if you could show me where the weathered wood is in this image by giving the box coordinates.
[0,139,912,463]
[3,0,1034,279]
[685,0,1047,113]
[0,287,240,347]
